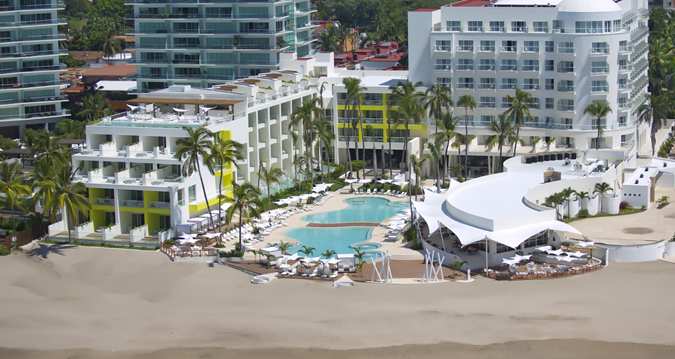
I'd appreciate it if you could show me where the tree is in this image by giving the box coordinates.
[423,84,452,138]
[353,247,366,271]
[52,164,90,243]
[77,92,111,122]
[503,88,533,156]
[225,183,262,250]
[486,115,514,173]
[436,112,457,186]
[31,150,70,222]
[408,154,427,222]
[258,165,283,202]
[290,99,318,186]
[544,192,565,220]
[299,245,315,258]
[0,161,30,211]
[390,81,423,175]
[594,182,613,196]
[426,136,443,192]
[102,35,121,63]
[343,77,365,168]
[55,119,86,140]
[206,135,243,242]
[0,135,17,151]
[457,95,476,179]
[278,240,291,255]
[530,136,541,153]
[544,136,555,151]
[175,127,214,228]
[318,23,341,52]
[321,249,337,258]
[584,100,612,150]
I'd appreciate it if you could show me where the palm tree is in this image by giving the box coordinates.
[102,35,121,63]
[0,161,30,211]
[175,127,214,228]
[503,88,533,156]
[343,77,365,166]
[408,154,427,222]
[313,82,333,169]
[278,240,291,255]
[487,115,514,173]
[299,245,315,258]
[52,165,90,243]
[77,92,111,122]
[584,100,612,150]
[206,136,243,240]
[353,247,366,271]
[321,249,337,258]
[426,136,443,192]
[457,95,476,178]
[225,182,262,250]
[290,99,318,185]
[594,182,613,196]
[545,192,566,220]
[258,165,283,202]
[530,136,541,153]
[423,84,452,138]
[390,81,424,175]
[31,157,60,222]
[436,112,457,186]
[55,119,86,140]
[544,136,555,151]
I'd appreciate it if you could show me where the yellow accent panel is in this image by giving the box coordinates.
[91,210,106,228]
[188,195,223,214]
[119,207,146,214]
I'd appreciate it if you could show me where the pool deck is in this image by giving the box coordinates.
[248,188,423,260]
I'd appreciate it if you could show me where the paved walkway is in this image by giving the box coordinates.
[571,187,675,245]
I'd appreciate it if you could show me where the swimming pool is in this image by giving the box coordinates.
[286,197,407,255]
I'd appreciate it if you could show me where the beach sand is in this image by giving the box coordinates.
[1,246,675,358]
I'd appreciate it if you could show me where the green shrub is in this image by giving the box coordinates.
[577,209,589,218]
[657,196,670,209]
[0,244,9,256]
[450,260,465,271]
[219,243,244,258]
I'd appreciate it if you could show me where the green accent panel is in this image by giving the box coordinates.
[91,210,106,228]
[146,213,160,234]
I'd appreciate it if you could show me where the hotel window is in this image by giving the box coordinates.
[523,41,539,53]
[591,61,609,73]
[188,185,197,202]
[479,77,496,89]
[456,58,474,71]
[501,97,511,108]
[557,80,575,92]
[575,21,603,33]
[592,80,609,92]
[605,20,612,33]
[619,40,629,52]
[478,59,496,71]
[500,59,518,71]
[613,19,622,31]
[592,42,609,54]
[522,60,539,71]
[618,58,629,71]
[618,96,628,108]
[434,59,451,70]
[618,78,627,89]
[545,60,554,71]
[500,78,518,90]
[545,79,554,90]
[480,115,495,125]
[526,98,540,109]
[557,99,575,111]
[552,20,565,33]
[468,21,483,32]
[558,41,574,53]
[489,21,505,32]
[545,41,554,53]
[496,243,512,253]
[557,61,574,73]
[501,40,517,52]
[458,40,473,52]
[479,40,495,52]
[435,40,451,51]
[618,115,627,126]
[533,21,548,33]
[447,20,461,31]
[545,98,555,109]
[479,96,496,108]
[457,77,474,89]
[522,78,539,90]
[437,77,451,86]
[511,21,527,32]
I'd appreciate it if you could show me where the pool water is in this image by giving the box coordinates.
[286,197,407,255]
[304,197,408,224]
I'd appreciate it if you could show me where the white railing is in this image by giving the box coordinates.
[48,220,66,236]
[115,169,130,182]
[88,168,103,182]
[103,225,122,241]
[100,141,117,156]
[72,222,94,238]
[130,225,149,242]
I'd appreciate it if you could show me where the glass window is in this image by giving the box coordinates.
[434,40,451,51]
[533,21,548,33]
[557,80,575,92]
[545,98,554,109]
[545,41,554,53]
[511,21,527,32]
[576,21,603,33]
[434,59,451,70]
[592,80,609,92]
[527,98,540,109]
[500,59,518,71]
[619,40,629,52]
[489,21,505,32]
[458,40,473,52]
[545,79,554,90]
[591,61,609,73]
[502,40,517,52]
[591,42,609,54]
[478,59,496,71]
[523,41,539,53]
[557,61,574,73]
[500,78,518,90]
[436,77,451,86]
[479,40,495,52]
[457,77,474,89]
[501,97,511,108]
[188,185,196,202]
[479,96,496,108]
[558,99,575,111]
[522,59,539,71]
[468,21,483,32]
[558,41,575,53]
[545,60,554,71]
[447,20,461,31]
[613,19,622,31]
[522,78,539,90]
[479,78,496,89]
[456,58,474,71]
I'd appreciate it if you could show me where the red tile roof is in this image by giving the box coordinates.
[452,0,491,7]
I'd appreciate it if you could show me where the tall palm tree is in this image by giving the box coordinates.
[313,82,333,168]
[102,35,121,63]
[390,81,423,175]
[0,161,30,211]
[584,100,612,150]
[424,84,452,138]
[225,182,262,250]
[290,99,317,185]
[457,95,476,179]
[258,165,283,202]
[594,182,613,196]
[206,135,243,238]
[503,88,533,156]
[408,154,427,222]
[52,165,90,243]
[436,112,457,185]
[487,115,514,173]
[77,92,111,122]
[175,127,214,228]
[343,77,365,165]
[31,157,60,222]
[426,136,443,192]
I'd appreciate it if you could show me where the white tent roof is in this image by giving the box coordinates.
[95,80,137,92]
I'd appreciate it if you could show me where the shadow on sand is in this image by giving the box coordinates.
[28,244,77,259]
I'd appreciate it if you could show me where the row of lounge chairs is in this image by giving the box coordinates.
[355,187,408,198]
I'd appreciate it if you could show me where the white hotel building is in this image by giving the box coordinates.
[409,0,650,175]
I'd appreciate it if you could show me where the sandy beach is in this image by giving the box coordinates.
[1,246,675,358]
